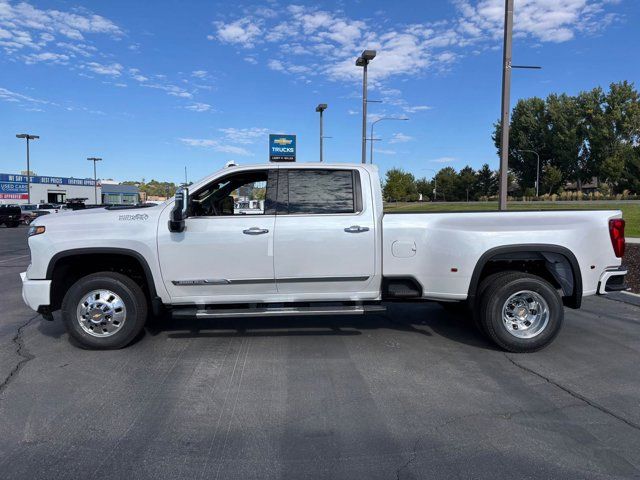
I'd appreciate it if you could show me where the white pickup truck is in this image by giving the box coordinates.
[21,163,628,352]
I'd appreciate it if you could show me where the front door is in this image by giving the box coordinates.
[157,168,277,303]
[273,168,377,298]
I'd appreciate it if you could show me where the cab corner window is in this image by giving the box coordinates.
[190,170,271,217]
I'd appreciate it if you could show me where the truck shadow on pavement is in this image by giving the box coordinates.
[143,302,497,351]
[35,302,497,350]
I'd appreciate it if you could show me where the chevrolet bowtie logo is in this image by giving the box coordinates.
[273,137,292,146]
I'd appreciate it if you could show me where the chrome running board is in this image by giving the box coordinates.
[172,304,386,319]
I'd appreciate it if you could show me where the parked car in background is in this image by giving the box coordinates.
[0,204,22,227]
[35,203,61,214]
[20,205,50,225]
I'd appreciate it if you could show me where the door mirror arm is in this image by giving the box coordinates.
[168,188,189,232]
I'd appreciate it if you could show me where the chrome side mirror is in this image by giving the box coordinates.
[168,188,189,232]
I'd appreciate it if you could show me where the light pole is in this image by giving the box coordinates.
[369,117,408,164]
[516,149,540,197]
[15,133,39,204]
[316,103,327,162]
[498,0,542,210]
[87,157,102,204]
[356,49,376,164]
[423,168,437,202]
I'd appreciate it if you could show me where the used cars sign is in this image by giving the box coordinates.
[269,134,296,162]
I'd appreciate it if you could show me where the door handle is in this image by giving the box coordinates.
[243,227,269,235]
[344,225,369,233]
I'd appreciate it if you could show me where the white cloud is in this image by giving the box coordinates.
[208,1,621,87]
[347,109,359,115]
[243,56,257,64]
[185,102,212,112]
[375,148,397,155]
[0,1,122,55]
[389,133,414,144]
[454,0,620,43]
[213,18,261,48]
[179,137,252,156]
[85,61,123,76]
[23,51,69,64]
[191,70,207,78]
[431,156,457,163]
[218,127,269,144]
[267,59,285,72]
[0,86,49,105]
[56,41,97,57]
[403,105,433,113]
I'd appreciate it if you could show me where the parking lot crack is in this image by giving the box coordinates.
[504,354,640,432]
[0,315,38,396]
[395,437,420,480]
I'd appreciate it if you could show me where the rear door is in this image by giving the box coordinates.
[273,168,376,298]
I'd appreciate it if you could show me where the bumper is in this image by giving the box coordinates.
[597,267,628,295]
[20,272,51,311]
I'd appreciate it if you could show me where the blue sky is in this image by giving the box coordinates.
[1,0,638,183]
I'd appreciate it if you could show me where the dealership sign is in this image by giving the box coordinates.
[0,173,98,186]
[269,134,296,162]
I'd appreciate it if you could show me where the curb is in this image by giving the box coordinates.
[605,291,640,307]
[627,238,640,244]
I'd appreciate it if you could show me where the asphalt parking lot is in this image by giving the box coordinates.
[1,225,639,479]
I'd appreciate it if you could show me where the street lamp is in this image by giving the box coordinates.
[369,117,408,164]
[315,103,328,162]
[498,0,542,210]
[356,49,376,164]
[516,149,540,197]
[87,157,102,204]
[423,168,437,202]
[15,133,39,204]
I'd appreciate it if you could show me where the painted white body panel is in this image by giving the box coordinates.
[21,162,623,312]
[382,210,622,300]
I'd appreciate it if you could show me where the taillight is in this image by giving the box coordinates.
[609,218,625,258]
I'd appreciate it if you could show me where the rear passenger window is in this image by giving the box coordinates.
[279,169,360,215]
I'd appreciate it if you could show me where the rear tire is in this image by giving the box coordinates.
[61,272,148,349]
[478,272,563,353]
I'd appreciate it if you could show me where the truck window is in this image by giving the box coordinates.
[190,170,273,217]
[278,169,360,215]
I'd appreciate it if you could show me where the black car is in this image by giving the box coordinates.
[0,205,22,228]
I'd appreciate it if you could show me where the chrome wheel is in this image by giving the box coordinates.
[76,289,127,337]
[501,290,549,339]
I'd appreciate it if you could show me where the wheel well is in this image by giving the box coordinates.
[468,246,582,309]
[48,253,152,311]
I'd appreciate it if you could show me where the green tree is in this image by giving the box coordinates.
[434,167,458,201]
[546,93,582,183]
[383,168,417,202]
[456,165,478,201]
[494,97,549,194]
[476,164,497,198]
[541,165,563,195]
[415,177,433,201]
[495,81,640,195]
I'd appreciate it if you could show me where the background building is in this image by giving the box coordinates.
[101,183,139,205]
[0,173,101,205]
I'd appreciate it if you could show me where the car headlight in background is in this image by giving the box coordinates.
[28,225,46,237]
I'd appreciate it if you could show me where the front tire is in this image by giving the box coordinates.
[478,272,563,353]
[61,272,148,349]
